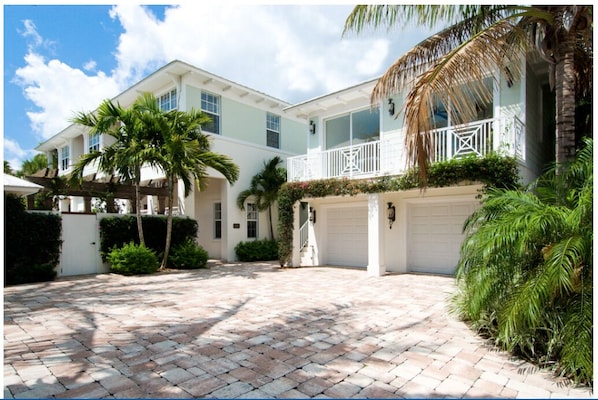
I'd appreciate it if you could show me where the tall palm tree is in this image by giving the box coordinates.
[236,156,287,240]
[344,5,592,183]
[452,138,592,384]
[70,93,163,246]
[147,100,239,270]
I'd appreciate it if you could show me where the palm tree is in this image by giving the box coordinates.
[344,5,592,183]
[148,100,239,270]
[452,138,593,384]
[236,156,287,240]
[17,153,48,177]
[70,93,163,246]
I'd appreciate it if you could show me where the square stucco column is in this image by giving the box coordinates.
[291,201,301,267]
[367,194,386,276]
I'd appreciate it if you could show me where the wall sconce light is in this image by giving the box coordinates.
[387,202,396,229]
[309,207,316,224]
[388,98,395,116]
[309,120,316,135]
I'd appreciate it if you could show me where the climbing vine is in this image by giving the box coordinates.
[277,154,520,265]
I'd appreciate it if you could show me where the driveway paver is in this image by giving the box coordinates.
[4,262,593,398]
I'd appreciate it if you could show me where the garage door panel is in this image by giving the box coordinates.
[408,201,477,275]
[326,206,368,267]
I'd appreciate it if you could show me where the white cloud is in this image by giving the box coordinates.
[12,4,429,147]
[14,52,119,140]
[83,60,97,71]
[3,138,38,171]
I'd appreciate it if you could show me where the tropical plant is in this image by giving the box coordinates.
[106,242,159,275]
[237,156,287,240]
[4,160,14,174]
[143,96,239,270]
[70,93,163,246]
[452,138,593,384]
[344,5,592,183]
[17,153,48,177]
[168,240,209,269]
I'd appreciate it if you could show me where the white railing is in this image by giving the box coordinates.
[288,116,525,182]
[299,220,309,251]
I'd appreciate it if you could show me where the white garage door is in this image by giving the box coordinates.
[408,201,478,275]
[326,206,368,267]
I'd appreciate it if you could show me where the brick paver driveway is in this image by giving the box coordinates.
[4,262,592,398]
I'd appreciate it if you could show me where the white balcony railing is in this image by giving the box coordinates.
[288,116,525,182]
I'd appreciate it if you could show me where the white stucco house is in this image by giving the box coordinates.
[35,60,307,262]
[283,55,553,276]
[36,52,553,275]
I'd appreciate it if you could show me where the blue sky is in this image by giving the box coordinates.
[3,3,434,171]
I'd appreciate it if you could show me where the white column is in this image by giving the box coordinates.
[367,194,385,276]
[291,201,301,267]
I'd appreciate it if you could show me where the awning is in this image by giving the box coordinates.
[4,173,44,196]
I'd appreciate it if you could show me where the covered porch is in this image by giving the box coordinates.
[288,116,525,182]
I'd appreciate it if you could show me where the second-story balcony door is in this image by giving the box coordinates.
[325,108,380,177]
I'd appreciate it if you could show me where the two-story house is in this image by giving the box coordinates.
[35,60,307,262]
[283,55,553,276]
[35,53,552,275]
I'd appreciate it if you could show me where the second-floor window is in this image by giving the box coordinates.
[266,113,280,149]
[60,146,70,171]
[201,91,220,134]
[159,89,177,111]
[89,133,100,152]
[246,202,258,239]
[214,202,222,239]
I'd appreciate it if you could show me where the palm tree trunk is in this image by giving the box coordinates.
[554,28,577,167]
[161,175,175,270]
[268,205,274,240]
[135,180,145,246]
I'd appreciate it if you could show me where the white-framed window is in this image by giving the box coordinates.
[201,91,220,134]
[246,202,258,239]
[89,133,100,152]
[214,202,222,239]
[159,89,177,111]
[60,146,70,171]
[266,112,280,149]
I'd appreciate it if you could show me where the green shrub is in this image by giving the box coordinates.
[235,239,279,262]
[99,215,197,260]
[168,240,209,269]
[106,242,159,275]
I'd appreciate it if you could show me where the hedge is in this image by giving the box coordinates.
[4,194,61,285]
[99,215,198,259]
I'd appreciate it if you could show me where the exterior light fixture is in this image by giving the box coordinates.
[309,120,316,135]
[388,98,395,116]
[309,207,316,224]
[387,202,396,229]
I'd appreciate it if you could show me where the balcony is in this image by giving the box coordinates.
[288,116,525,182]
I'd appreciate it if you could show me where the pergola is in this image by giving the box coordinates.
[25,168,170,213]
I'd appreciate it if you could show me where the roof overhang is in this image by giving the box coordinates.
[4,174,44,196]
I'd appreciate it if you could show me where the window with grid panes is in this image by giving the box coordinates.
[201,91,220,134]
[246,203,258,238]
[266,113,280,148]
[60,146,70,171]
[159,89,177,111]
[214,202,222,239]
[89,133,100,152]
